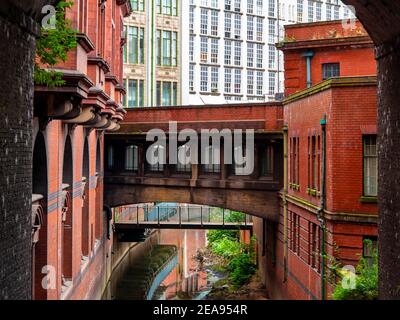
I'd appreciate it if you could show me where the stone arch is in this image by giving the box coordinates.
[32,132,48,300]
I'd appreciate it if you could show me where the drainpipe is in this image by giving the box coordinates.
[282,125,289,283]
[302,50,315,88]
[151,0,155,106]
[104,204,113,240]
[318,115,327,300]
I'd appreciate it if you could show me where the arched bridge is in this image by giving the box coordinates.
[104,103,284,220]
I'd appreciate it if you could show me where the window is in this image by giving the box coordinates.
[200,36,208,63]
[157,30,178,66]
[131,0,145,11]
[147,145,165,172]
[224,40,232,65]
[177,145,192,173]
[189,6,195,33]
[247,43,254,68]
[159,0,178,16]
[225,68,232,93]
[189,64,195,92]
[247,16,254,41]
[203,146,221,173]
[291,136,300,186]
[201,8,208,35]
[268,71,276,95]
[234,14,241,39]
[234,41,241,66]
[247,0,254,14]
[125,145,139,171]
[256,44,263,68]
[256,0,263,16]
[268,0,275,17]
[211,10,218,36]
[297,0,303,22]
[211,38,219,63]
[261,145,273,176]
[234,68,241,94]
[189,36,194,62]
[311,135,317,190]
[322,63,340,80]
[225,12,232,38]
[268,19,275,43]
[107,145,114,169]
[290,211,300,255]
[200,66,209,92]
[308,0,314,22]
[127,79,144,108]
[256,17,263,42]
[363,135,378,197]
[247,70,254,95]
[256,71,263,96]
[211,67,219,92]
[156,81,178,106]
[326,3,332,21]
[363,236,378,266]
[309,222,321,272]
[316,1,322,21]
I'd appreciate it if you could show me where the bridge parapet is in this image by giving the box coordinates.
[111,102,283,134]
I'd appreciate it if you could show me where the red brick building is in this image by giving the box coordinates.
[31,0,130,299]
[254,20,378,300]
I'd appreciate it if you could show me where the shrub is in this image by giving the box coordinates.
[228,253,256,286]
[211,238,241,259]
[332,240,378,300]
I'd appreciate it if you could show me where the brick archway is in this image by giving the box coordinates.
[342,0,400,300]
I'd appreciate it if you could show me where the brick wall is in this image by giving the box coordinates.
[0,4,40,299]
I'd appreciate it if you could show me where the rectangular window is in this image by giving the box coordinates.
[309,222,321,272]
[247,0,254,14]
[211,67,219,92]
[268,71,275,95]
[316,1,322,21]
[268,0,275,17]
[201,66,209,92]
[224,40,232,65]
[156,30,161,65]
[177,145,192,173]
[261,145,274,176]
[234,41,241,66]
[139,28,145,64]
[128,79,138,107]
[308,0,314,22]
[311,135,317,189]
[256,71,263,96]
[211,10,219,36]
[290,211,300,255]
[247,70,254,95]
[247,43,254,68]
[322,63,340,80]
[234,68,241,94]
[211,38,219,63]
[256,44,263,68]
[189,6,195,33]
[162,31,171,65]
[189,64,195,92]
[234,14,241,39]
[225,68,232,93]
[225,12,232,38]
[201,8,209,35]
[125,145,139,171]
[297,0,303,22]
[200,36,208,63]
[363,135,378,197]
[247,16,254,41]
[203,146,221,174]
[128,26,138,64]
[156,81,178,106]
[256,17,263,42]
[189,36,194,62]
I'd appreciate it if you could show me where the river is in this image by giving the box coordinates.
[103,227,225,300]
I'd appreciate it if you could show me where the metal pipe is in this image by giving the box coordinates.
[318,115,327,300]
[283,125,289,282]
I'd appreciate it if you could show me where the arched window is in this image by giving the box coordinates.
[177,145,192,173]
[148,145,165,172]
[125,145,139,171]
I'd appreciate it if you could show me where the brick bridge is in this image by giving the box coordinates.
[104,102,284,220]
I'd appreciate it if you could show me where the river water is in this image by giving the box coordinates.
[103,228,224,300]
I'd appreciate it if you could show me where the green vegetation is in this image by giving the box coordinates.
[332,240,378,300]
[207,210,256,287]
[35,1,77,87]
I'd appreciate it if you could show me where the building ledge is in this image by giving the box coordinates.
[360,196,378,204]
[283,76,377,105]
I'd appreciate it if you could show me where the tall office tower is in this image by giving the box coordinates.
[181,0,353,105]
[123,0,182,108]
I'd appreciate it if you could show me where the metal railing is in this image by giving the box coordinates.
[115,204,252,229]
